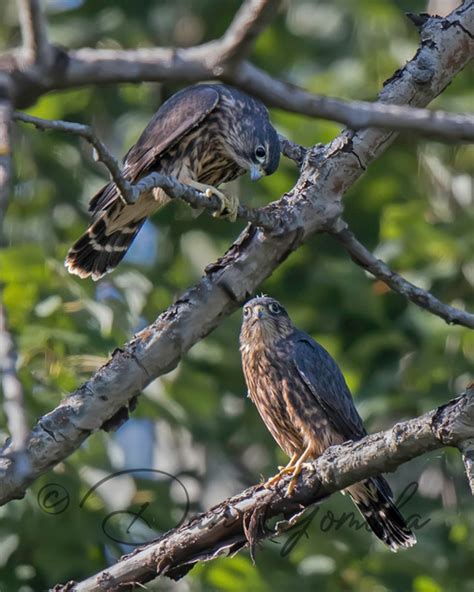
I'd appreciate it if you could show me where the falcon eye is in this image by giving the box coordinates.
[255,145,266,161]
[243,306,251,318]
[268,302,280,314]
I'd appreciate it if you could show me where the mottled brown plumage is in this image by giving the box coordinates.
[66,84,280,280]
[240,296,416,551]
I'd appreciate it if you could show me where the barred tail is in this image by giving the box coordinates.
[65,201,145,281]
[349,477,416,552]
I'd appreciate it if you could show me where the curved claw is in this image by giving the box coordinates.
[183,179,239,222]
[264,465,297,489]
[205,187,239,222]
[266,448,313,495]
[286,465,304,495]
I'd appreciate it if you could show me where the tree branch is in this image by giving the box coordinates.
[5,5,472,142]
[54,388,474,591]
[17,0,52,66]
[330,225,474,329]
[13,112,136,206]
[230,62,474,142]
[0,3,471,507]
[216,0,282,67]
[0,302,30,477]
[2,4,472,141]
[0,75,12,235]
[130,171,279,229]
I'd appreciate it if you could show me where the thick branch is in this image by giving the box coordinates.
[56,389,474,591]
[0,2,471,507]
[331,225,474,329]
[17,0,51,66]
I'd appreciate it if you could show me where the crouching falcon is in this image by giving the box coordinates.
[66,84,280,280]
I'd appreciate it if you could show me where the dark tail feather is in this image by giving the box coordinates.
[88,181,117,214]
[349,477,416,552]
[65,207,145,281]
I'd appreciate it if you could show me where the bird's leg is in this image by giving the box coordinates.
[265,452,299,488]
[286,446,313,495]
[277,452,299,474]
[185,180,239,222]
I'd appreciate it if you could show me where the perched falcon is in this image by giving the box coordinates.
[240,296,416,551]
[65,84,280,280]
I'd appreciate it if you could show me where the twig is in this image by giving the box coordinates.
[13,111,134,205]
[278,133,307,167]
[217,0,281,67]
[0,76,12,235]
[13,111,280,230]
[17,0,51,66]
[132,171,279,230]
[56,390,474,591]
[330,225,474,329]
[0,5,471,508]
[0,302,30,476]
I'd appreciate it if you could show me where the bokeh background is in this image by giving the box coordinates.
[0,1,473,590]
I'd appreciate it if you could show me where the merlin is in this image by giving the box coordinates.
[65,84,280,280]
[240,296,416,551]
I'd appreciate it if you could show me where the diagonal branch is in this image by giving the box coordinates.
[13,112,136,206]
[0,4,471,507]
[216,0,282,67]
[55,388,474,591]
[13,111,288,229]
[17,0,52,66]
[231,61,474,142]
[330,225,474,329]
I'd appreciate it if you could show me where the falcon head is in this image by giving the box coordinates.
[219,86,281,182]
[236,120,280,182]
[240,296,293,347]
[246,123,281,182]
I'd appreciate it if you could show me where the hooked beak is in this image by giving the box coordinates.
[250,164,264,182]
[254,305,265,320]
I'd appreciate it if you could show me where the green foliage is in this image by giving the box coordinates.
[1,1,473,591]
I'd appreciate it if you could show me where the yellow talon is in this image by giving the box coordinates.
[183,179,239,222]
[269,448,313,495]
[286,465,304,495]
[264,465,296,489]
[204,187,239,221]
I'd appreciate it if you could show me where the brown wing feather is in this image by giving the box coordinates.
[89,85,220,213]
[293,335,367,441]
[124,85,220,179]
